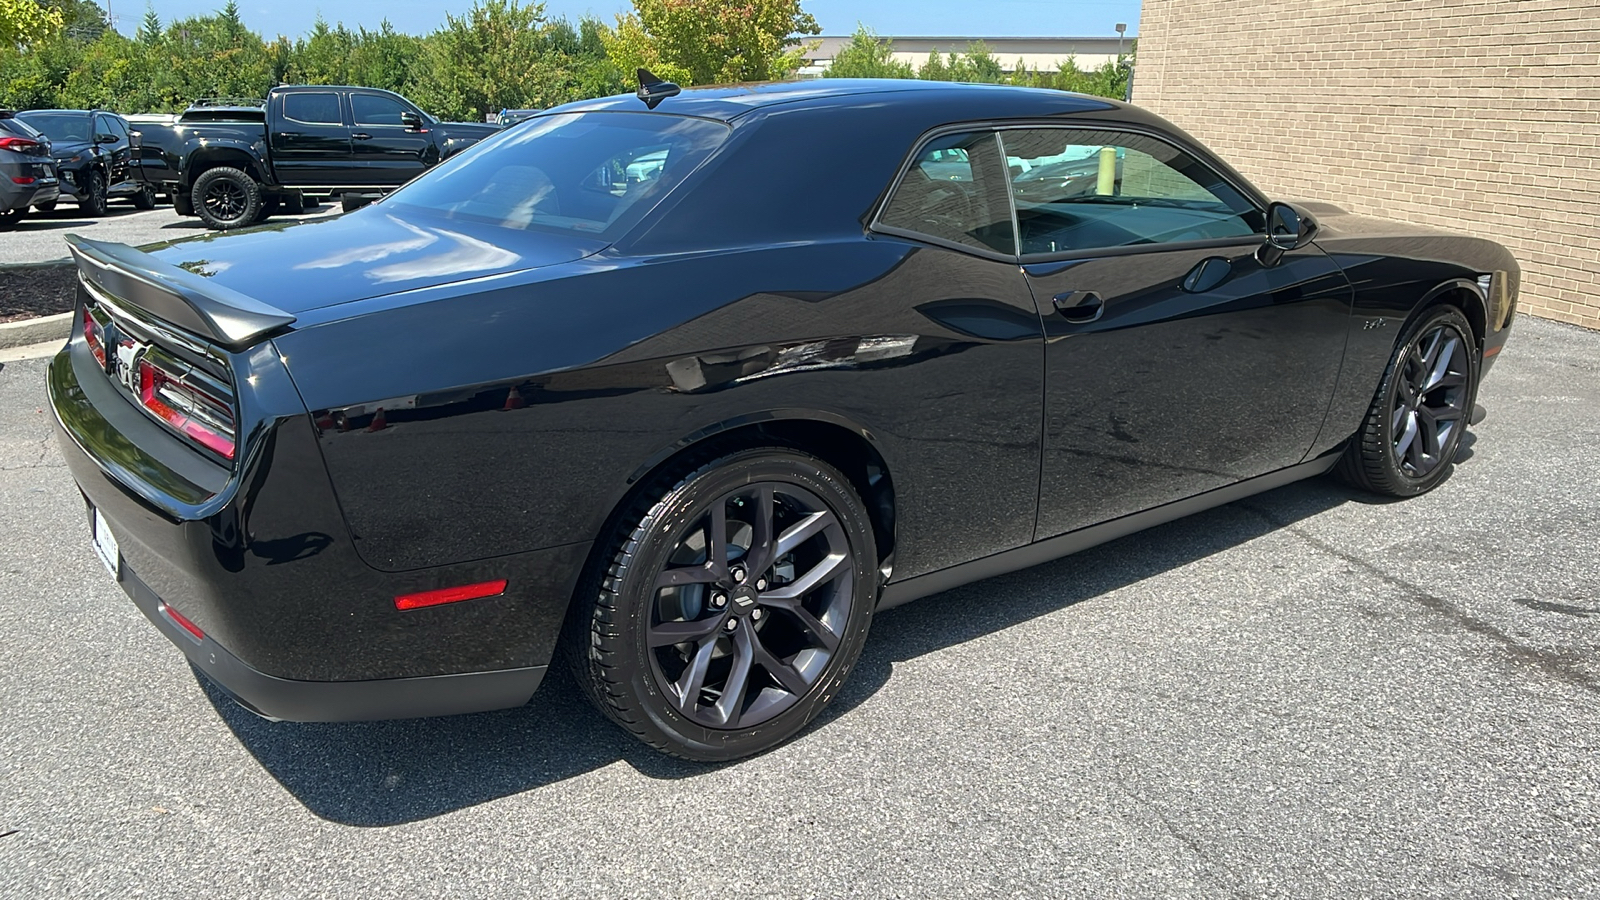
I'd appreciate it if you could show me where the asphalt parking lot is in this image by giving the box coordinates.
[0,316,1596,898]
[0,199,341,265]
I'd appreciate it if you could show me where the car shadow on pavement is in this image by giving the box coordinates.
[205,475,1358,827]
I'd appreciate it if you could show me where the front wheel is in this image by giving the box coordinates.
[192,166,261,230]
[570,447,878,761]
[1338,305,1478,496]
[79,170,108,216]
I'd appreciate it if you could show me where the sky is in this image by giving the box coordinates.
[105,0,1142,40]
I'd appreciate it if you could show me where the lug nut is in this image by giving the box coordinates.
[711,592,727,608]
[755,577,767,591]
[751,609,763,622]
[724,618,739,632]
[731,566,746,584]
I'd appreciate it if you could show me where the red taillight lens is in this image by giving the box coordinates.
[11,176,35,185]
[136,358,237,460]
[394,580,508,611]
[82,307,106,367]
[0,136,43,154]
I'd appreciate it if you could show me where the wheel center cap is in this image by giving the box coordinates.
[730,586,759,614]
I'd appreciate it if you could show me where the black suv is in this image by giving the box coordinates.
[15,109,156,215]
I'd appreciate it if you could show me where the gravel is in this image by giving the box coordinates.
[0,315,1596,899]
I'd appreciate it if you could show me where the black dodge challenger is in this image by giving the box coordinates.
[49,79,1518,760]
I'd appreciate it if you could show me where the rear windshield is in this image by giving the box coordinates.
[0,116,44,140]
[385,111,729,240]
[16,112,89,142]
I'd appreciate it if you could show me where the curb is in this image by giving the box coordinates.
[0,311,72,350]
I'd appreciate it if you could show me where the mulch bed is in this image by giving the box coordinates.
[0,263,77,324]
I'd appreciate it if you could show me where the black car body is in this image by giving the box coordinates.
[0,110,59,227]
[131,86,499,230]
[48,81,1517,759]
[14,109,152,215]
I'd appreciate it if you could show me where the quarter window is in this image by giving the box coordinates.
[282,92,343,126]
[351,94,409,127]
[878,131,1015,256]
[1001,129,1263,256]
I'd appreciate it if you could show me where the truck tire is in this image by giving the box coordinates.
[192,166,261,230]
[131,185,157,210]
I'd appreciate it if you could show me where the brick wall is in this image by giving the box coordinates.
[1132,0,1600,329]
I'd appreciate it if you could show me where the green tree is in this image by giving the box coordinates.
[2,0,62,49]
[604,0,820,86]
[823,24,912,79]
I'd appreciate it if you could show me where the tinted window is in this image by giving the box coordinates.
[878,131,1015,255]
[0,116,45,140]
[95,114,125,141]
[1002,128,1263,256]
[386,112,728,239]
[15,111,90,142]
[282,93,343,125]
[351,93,408,127]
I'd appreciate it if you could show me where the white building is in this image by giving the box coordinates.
[798,35,1130,78]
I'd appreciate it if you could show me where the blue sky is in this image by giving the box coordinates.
[109,0,1142,40]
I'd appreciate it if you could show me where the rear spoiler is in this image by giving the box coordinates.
[65,235,295,350]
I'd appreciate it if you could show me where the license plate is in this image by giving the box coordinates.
[90,507,120,579]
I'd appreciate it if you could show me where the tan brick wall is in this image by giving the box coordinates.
[1133,0,1600,329]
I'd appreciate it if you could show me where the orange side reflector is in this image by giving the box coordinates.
[395,579,508,611]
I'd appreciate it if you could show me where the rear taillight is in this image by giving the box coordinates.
[0,136,43,154]
[11,176,35,185]
[82,307,107,367]
[136,355,236,461]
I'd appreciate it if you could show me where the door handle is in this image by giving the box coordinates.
[352,132,372,140]
[1052,291,1105,323]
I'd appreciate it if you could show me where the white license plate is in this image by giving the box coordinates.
[91,508,120,579]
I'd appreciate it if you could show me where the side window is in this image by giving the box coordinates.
[1001,128,1264,257]
[351,94,408,127]
[282,92,344,126]
[94,114,120,142]
[106,116,130,140]
[878,131,1015,256]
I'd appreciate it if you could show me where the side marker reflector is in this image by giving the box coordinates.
[395,579,508,611]
[160,603,206,641]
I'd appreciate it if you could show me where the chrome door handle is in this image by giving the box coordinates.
[352,132,372,140]
[1052,291,1105,323]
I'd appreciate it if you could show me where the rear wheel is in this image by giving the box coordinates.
[0,208,22,230]
[79,170,108,216]
[570,447,877,761]
[131,184,157,210]
[192,166,261,230]
[33,200,56,212]
[1338,305,1477,496]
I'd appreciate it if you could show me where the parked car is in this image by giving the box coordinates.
[497,108,542,127]
[0,110,59,229]
[130,85,499,230]
[14,108,155,215]
[49,79,1518,761]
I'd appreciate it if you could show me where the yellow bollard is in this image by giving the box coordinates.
[1096,146,1117,196]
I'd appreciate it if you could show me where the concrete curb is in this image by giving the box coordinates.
[0,311,72,350]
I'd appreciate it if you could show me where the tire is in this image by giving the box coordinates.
[569,447,878,761]
[79,170,108,216]
[0,208,22,230]
[191,166,261,230]
[131,185,157,210]
[33,200,56,212]
[1337,304,1478,497]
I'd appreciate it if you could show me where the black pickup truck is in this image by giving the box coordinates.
[132,85,499,229]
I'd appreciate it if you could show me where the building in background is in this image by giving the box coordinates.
[1133,0,1599,329]
[799,36,1126,78]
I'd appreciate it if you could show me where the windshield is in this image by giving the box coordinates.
[16,112,91,143]
[384,112,729,240]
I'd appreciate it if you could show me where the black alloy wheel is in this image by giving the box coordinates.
[570,447,877,760]
[79,170,108,216]
[131,185,157,210]
[1339,304,1478,496]
[192,166,261,230]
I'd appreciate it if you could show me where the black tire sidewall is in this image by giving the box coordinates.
[80,171,107,216]
[598,450,877,760]
[1373,306,1479,495]
[192,167,261,230]
[131,186,156,210]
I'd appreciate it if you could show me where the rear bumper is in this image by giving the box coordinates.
[117,562,546,722]
[2,179,58,210]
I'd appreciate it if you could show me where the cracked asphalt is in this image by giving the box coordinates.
[1,316,1597,899]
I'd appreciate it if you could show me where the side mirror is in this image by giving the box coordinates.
[1257,201,1318,267]
[96,133,119,145]
[400,111,423,132]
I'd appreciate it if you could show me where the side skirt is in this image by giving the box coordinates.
[876,450,1343,611]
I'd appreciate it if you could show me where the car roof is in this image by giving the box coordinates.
[545,78,1118,123]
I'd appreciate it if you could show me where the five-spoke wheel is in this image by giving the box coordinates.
[570,447,876,760]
